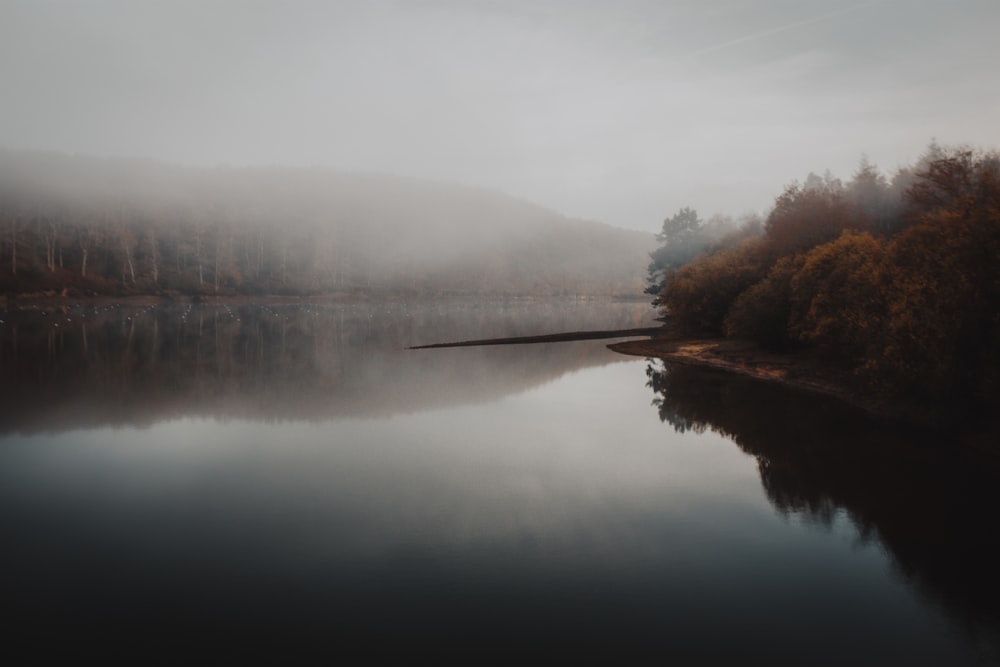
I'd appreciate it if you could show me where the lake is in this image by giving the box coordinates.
[1,300,998,663]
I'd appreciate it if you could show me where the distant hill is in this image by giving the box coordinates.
[0,150,654,298]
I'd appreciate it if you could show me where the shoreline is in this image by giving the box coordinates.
[610,335,1000,458]
[607,335,893,420]
[401,326,880,419]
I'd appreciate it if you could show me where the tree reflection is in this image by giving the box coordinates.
[646,359,1000,651]
[0,300,651,433]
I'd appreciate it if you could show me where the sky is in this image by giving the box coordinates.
[2,0,999,232]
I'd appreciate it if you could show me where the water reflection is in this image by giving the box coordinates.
[3,302,997,662]
[646,359,1000,656]
[0,299,652,431]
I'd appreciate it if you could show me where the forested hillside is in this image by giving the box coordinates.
[0,150,653,298]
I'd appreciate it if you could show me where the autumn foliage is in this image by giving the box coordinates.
[662,146,1000,414]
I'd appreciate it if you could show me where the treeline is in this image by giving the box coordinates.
[658,144,1000,415]
[0,150,652,298]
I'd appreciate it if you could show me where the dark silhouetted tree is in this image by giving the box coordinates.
[646,207,708,302]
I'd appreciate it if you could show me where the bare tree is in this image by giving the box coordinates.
[117,208,137,285]
[147,227,159,285]
[8,215,19,276]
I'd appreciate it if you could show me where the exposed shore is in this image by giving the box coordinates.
[399,324,873,416]
[608,335,888,419]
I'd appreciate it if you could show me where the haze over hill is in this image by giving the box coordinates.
[2,2,998,230]
[0,150,654,298]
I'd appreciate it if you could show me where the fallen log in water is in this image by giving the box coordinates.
[409,327,663,349]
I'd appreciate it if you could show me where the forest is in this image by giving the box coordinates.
[651,144,1000,417]
[0,150,653,299]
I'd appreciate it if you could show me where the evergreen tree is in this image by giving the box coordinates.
[646,207,706,303]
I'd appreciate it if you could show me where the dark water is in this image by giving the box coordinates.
[1,301,998,663]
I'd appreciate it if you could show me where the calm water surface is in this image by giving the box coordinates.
[1,301,997,663]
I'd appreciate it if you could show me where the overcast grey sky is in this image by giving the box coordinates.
[2,0,998,231]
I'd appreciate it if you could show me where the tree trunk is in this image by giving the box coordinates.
[195,234,204,288]
[149,230,159,284]
[79,229,91,278]
[280,243,287,285]
[44,225,55,272]
[214,236,221,292]
[122,235,136,285]
[256,234,264,279]
[243,234,252,280]
[9,218,17,276]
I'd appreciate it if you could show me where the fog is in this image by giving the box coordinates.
[2,1,998,231]
[0,150,654,297]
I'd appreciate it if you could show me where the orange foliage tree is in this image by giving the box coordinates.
[763,181,859,259]
[787,231,885,360]
[873,152,1000,406]
[662,237,768,334]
